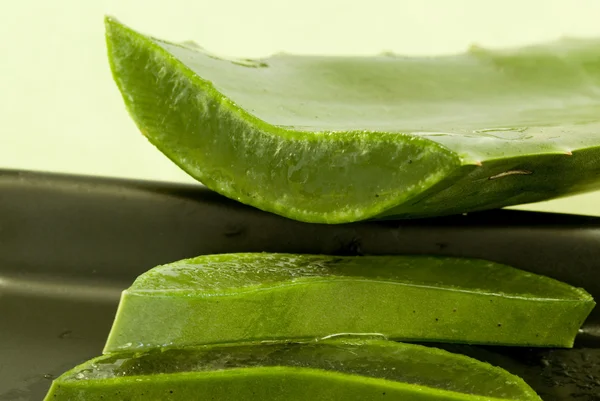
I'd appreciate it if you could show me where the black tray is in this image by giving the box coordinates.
[1,169,599,401]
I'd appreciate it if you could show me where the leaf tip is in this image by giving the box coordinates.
[104,14,118,28]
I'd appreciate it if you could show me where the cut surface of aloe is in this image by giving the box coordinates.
[104,253,594,352]
[46,339,541,401]
[105,17,600,223]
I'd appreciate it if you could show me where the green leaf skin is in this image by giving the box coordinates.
[105,17,600,224]
[103,254,594,352]
[45,340,541,401]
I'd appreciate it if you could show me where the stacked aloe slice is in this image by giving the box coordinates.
[47,253,594,400]
[45,17,600,400]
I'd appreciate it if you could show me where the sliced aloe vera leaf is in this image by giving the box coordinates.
[103,254,594,352]
[46,339,541,401]
[105,17,600,224]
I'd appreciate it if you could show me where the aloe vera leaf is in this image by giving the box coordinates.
[103,254,594,352]
[105,17,600,224]
[45,340,541,401]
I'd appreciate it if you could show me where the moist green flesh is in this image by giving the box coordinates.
[104,254,595,352]
[105,17,600,223]
[46,340,541,401]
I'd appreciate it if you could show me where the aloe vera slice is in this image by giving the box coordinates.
[103,254,594,352]
[46,339,541,401]
[105,17,600,224]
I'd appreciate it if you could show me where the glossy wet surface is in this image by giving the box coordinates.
[61,340,537,400]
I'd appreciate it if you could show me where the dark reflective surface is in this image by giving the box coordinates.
[1,169,599,400]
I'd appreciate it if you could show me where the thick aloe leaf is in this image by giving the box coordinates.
[45,339,541,401]
[104,253,594,352]
[105,17,600,224]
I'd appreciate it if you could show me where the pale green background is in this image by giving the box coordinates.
[1,0,598,215]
